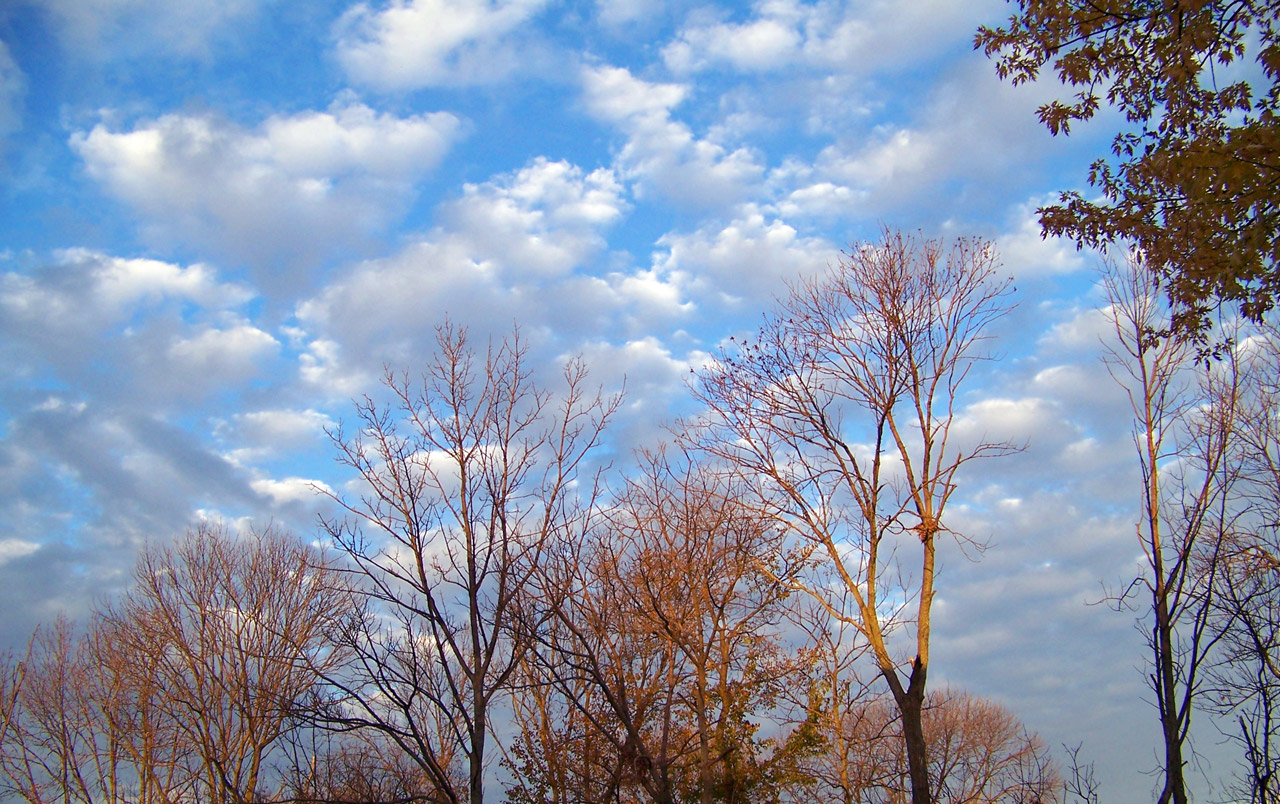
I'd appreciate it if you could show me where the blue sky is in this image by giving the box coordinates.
[0,0,1224,799]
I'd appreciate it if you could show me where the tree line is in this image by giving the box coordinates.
[3,226,1278,804]
[0,230,1059,804]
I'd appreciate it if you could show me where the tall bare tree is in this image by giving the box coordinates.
[320,323,617,804]
[1101,253,1245,804]
[692,228,1015,804]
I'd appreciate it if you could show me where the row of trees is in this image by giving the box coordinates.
[0,510,1053,804]
[1,231,1064,804]
[1,230,1277,804]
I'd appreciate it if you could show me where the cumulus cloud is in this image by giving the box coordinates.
[651,210,835,310]
[71,99,463,292]
[0,539,39,566]
[581,64,764,209]
[296,157,630,378]
[163,323,278,384]
[0,249,286,408]
[250,476,331,507]
[335,0,550,89]
[996,197,1088,280]
[1039,303,1116,354]
[662,0,996,76]
[1,250,251,357]
[228,409,334,456]
[443,157,628,277]
[773,56,1082,220]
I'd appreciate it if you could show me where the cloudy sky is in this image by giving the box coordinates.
[0,0,1227,799]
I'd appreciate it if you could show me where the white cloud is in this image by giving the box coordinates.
[570,336,709,452]
[444,157,628,277]
[0,250,252,349]
[611,267,695,321]
[663,13,801,73]
[581,64,764,209]
[335,0,550,90]
[233,408,334,451]
[0,539,39,566]
[71,100,462,292]
[662,0,997,76]
[996,197,1088,280]
[251,476,330,506]
[775,180,859,218]
[786,56,1076,218]
[165,324,279,382]
[582,64,687,124]
[297,156,628,365]
[0,250,276,407]
[951,396,1066,450]
[1039,304,1115,353]
[651,211,835,309]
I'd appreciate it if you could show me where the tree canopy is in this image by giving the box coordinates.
[977,0,1280,338]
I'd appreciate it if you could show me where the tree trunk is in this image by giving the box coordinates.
[1154,600,1188,804]
[885,660,930,804]
[471,698,486,804]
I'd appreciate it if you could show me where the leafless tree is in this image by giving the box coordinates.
[88,613,192,804]
[923,689,1058,804]
[0,614,198,804]
[97,522,352,804]
[281,726,437,804]
[319,323,618,804]
[1101,253,1245,804]
[0,619,105,804]
[526,446,798,804]
[692,228,1015,804]
[780,591,886,804]
[617,447,796,804]
[1205,321,1280,804]
[788,683,1057,804]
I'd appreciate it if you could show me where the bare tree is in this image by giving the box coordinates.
[319,323,617,804]
[98,522,352,804]
[785,672,1057,804]
[692,228,1015,804]
[0,619,105,804]
[503,646,606,804]
[0,615,197,804]
[1101,253,1244,804]
[88,613,192,804]
[616,448,796,804]
[526,447,798,804]
[923,690,1058,804]
[281,726,437,804]
[1206,321,1280,803]
[781,591,886,804]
